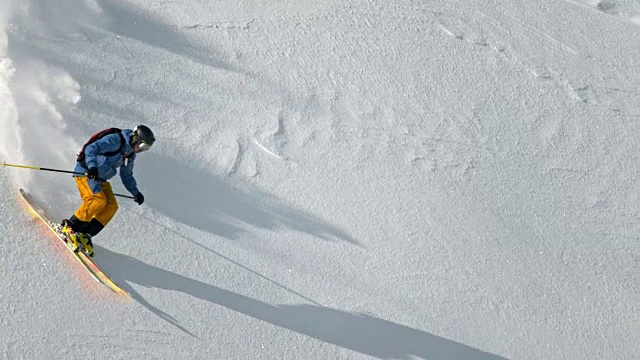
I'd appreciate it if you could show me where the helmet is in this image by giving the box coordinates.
[132,125,155,147]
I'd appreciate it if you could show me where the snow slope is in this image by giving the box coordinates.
[1,0,638,359]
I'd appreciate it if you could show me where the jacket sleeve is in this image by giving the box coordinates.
[84,134,124,169]
[120,156,140,196]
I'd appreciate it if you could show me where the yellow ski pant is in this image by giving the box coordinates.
[73,177,119,227]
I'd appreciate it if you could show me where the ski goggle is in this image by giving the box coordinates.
[137,141,152,152]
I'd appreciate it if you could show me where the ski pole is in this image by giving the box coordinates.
[4,162,137,200]
[2,161,86,176]
[114,193,135,199]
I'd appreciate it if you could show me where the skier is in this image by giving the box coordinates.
[60,125,155,256]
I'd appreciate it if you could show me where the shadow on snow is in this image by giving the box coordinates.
[137,153,357,244]
[98,247,507,360]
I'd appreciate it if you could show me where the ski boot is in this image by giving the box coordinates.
[77,233,94,257]
[60,220,81,252]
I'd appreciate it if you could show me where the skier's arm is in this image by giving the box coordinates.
[84,134,124,169]
[120,156,140,196]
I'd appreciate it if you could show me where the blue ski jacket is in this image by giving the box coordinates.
[73,128,140,196]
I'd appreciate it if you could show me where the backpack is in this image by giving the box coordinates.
[76,128,126,164]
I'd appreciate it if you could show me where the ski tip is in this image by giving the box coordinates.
[19,189,33,202]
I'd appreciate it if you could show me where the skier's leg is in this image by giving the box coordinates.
[67,177,106,255]
[64,214,89,233]
[92,181,118,234]
[73,177,107,222]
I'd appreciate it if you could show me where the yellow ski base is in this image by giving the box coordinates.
[20,189,129,298]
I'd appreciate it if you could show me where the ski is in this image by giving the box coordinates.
[19,189,129,297]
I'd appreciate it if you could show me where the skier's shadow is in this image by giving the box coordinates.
[98,247,507,360]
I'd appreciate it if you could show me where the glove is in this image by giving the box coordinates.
[86,167,99,180]
[134,192,145,205]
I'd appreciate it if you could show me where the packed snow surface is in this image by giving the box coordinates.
[1,0,638,359]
